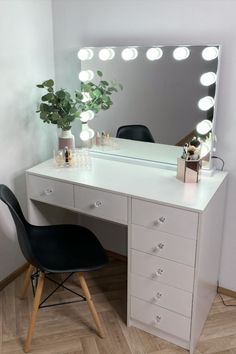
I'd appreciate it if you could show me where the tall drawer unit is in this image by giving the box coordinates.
[130,198,199,346]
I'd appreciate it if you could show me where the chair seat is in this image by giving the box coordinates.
[29,224,108,273]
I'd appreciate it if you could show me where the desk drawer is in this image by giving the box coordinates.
[130,273,192,317]
[131,249,194,292]
[131,297,191,341]
[131,225,196,267]
[132,198,198,239]
[74,185,128,224]
[27,175,74,209]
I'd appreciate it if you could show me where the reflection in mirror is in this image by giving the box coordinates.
[78,45,220,166]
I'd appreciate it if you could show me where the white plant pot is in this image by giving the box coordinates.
[58,129,75,150]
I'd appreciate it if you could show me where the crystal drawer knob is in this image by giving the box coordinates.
[154,216,166,226]
[94,200,102,208]
[159,216,166,224]
[156,268,164,276]
[153,242,165,252]
[152,292,163,302]
[152,268,164,278]
[43,188,53,196]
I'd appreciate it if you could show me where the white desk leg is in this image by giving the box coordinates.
[127,196,132,327]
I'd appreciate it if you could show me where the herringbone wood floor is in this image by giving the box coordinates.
[1,258,236,354]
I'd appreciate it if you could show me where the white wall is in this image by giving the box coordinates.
[51,0,236,290]
[0,0,55,281]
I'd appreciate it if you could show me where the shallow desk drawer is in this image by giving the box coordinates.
[131,225,196,267]
[28,175,74,209]
[130,273,192,317]
[132,198,198,239]
[131,249,194,292]
[131,296,191,341]
[74,185,128,224]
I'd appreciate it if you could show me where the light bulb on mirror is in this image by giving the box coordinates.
[198,96,215,111]
[80,110,95,122]
[146,47,163,61]
[78,70,94,82]
[121,47,138,61]
[196,119,213,135]
[202,47,219,61]
[200,72,217,86]
[80,123,95,141]
[98,48,115,61]
[77,48,94,61]
[173,47,190,60]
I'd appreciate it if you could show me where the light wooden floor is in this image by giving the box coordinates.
[1,258,236,354]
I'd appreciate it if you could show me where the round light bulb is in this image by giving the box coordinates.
[80,130,90,141]
[77,48,94,61]
[198,96,215,111]
[80,110,95,122]
[98,48,115,61]
[81,92,92,103]
[200,72,217,86]
[196,119,213,135]
[202,47,219,61]
[173,47,190,60]
[146,47,163,61]
[121,47,138,61]
[78,70,94,82]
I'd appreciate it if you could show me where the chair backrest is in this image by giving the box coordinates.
[0,184,35,265]
[116,124,155,143]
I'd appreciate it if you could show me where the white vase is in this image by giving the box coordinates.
[58,129,75,150]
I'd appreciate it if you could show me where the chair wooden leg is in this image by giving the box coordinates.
[20,264,34,299]
[78,272,105,338]
[24,272,45,353]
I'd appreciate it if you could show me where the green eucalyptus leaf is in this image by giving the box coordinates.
[56,90,66,99]
[42,93,54,101]
[36,84,44,88]
[100,80,109,86]
[97,70,103,77]
[43,79,54,87]
[93,89,102,97]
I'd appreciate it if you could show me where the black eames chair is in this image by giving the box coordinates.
[116,124,155,143]
[0,184,108,353]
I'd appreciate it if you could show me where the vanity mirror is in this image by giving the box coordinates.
[77,45,220,167]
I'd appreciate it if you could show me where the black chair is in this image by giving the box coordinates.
[0,184,108,353]
[116,124,155,143]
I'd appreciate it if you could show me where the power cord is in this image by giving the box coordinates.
[212,156,225,171]
[218,293,236,307]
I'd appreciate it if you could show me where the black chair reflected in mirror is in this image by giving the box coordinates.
[116,124,155,143]
[0,184,108,353]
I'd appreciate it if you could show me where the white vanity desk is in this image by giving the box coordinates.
[26,155,227,353]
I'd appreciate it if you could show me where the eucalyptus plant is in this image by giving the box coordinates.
[36,71,123,130]
[36,79,79,131]
[75,70,123,116]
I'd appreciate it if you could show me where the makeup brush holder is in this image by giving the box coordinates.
[176,158,201,183]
